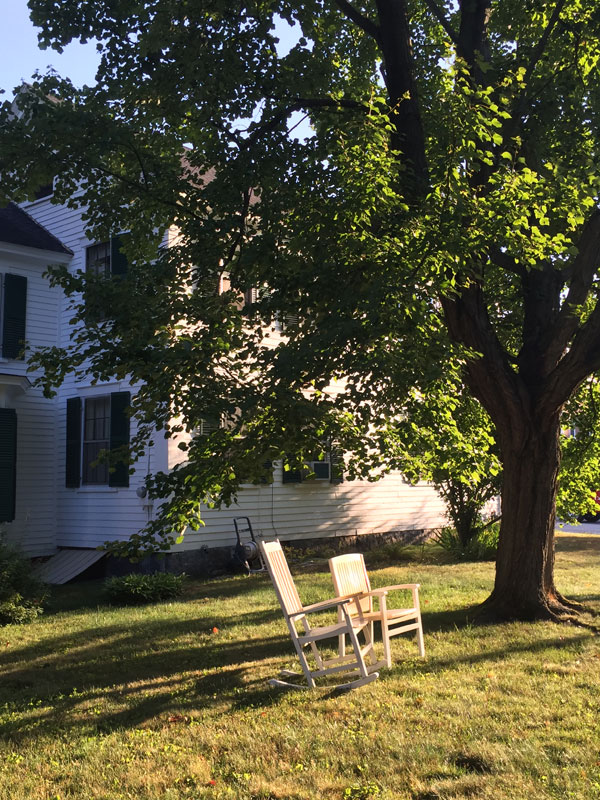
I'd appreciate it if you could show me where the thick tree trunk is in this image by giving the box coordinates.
[480,411,574,621]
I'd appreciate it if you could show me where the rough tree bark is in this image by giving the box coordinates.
[482,412,569,620]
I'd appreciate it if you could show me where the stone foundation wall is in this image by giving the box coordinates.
[94,526,436,581]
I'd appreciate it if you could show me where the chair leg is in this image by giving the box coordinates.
[345,620,370,679]
[416,617,426,657]
[302,619,325,669]
[360,620,378,667]
[337,606,347,658]
[381,617,392,669]
[297,648,316,688]
[309,640,325,669]
[289,627,317,688]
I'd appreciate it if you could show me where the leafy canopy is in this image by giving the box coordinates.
[2,1,600,554]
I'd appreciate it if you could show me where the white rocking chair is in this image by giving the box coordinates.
[329,552,425,668]
[259,539,380,690]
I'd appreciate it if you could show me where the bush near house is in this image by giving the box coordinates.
[0,542,47,625]
[103,571,186,604]
[434,523,500,562]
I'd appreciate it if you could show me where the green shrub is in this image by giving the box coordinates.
[0,543,47,625]
[103,571,186,604]
[434,523,499,562]
[379,540,411,562]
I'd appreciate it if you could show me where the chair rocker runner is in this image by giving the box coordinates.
[258,539,380,690]
[328,552,425,669]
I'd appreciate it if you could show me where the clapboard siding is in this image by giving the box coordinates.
[0,246,62,556]
[22,199,151,548]
[170,471,446,552]
[54,385,159,548]
[21,196,447,554]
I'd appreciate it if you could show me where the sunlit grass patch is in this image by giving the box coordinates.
[0,535,599,799]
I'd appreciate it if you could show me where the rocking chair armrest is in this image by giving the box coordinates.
[373,583,420,593]
[371,584,421,609]
[348,589,389,600]
[290,595,357,617]
[291,589,391,618]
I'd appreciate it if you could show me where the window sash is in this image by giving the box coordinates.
[82,396,111,485]
[86,241,111,278]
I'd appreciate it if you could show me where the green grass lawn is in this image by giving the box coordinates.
[1,535,600,800]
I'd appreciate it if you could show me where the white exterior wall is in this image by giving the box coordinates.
[171,466,446,552]
[0,241,64,556]
[22,194,446,554]
[24,196,156,549]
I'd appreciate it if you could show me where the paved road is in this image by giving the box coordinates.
[557,521,600,534]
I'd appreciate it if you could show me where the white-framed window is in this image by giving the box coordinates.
[86,241,112,278]
[66,391,131,488]
[85,235,129,278]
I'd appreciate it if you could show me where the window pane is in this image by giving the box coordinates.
[86,242,110,277]
[82,396,110,485]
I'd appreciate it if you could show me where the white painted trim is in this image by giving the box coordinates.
[0,241,72,263]
[76,487,119,494]
[0,374,31,407]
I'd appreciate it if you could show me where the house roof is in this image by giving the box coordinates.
[0,202,72,255]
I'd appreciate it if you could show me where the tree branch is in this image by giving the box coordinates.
[457,0,491,67]
[489,247,525,277]
[505,0,568,142]
[422,0,459,47]
[540,209,600,377]
[222,188,253,270]
[441,285,529,442]
[240,97,368,151]
[332,0,381,42]
[522,0,568,87]
[374,0,429,192]
[542,311,600,414]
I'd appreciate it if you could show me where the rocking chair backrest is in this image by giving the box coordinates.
[259,539,304,618]
[329,553,373,615]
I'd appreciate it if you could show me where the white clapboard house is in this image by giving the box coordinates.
[0,192,446,581]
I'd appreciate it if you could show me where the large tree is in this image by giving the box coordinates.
[2,0,600,620]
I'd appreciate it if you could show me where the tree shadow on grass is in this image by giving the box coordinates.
[0,611,295,743]
[410,630,589,676]
[45,572,273,616]
[4,563,598,745]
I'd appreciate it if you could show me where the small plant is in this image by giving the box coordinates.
[343,782,381,799]
[103,571,185,604]
[0,543,47,625]
[379,540,411,562]
[434,523,499,562]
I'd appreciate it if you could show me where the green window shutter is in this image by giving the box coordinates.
[110,235,129,276]
[2,274,27,359]
[66,397,82,488]
[259,459,273,484]
[0,409,17,522]
[329,440,344,484]
[109,391,130,487]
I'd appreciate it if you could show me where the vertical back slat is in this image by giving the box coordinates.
[260,540,304,617]
[329,553,372,614]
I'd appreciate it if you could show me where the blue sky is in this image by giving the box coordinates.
[0,2,302,100]
[0,0,100,98]
[0,3,310,137]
